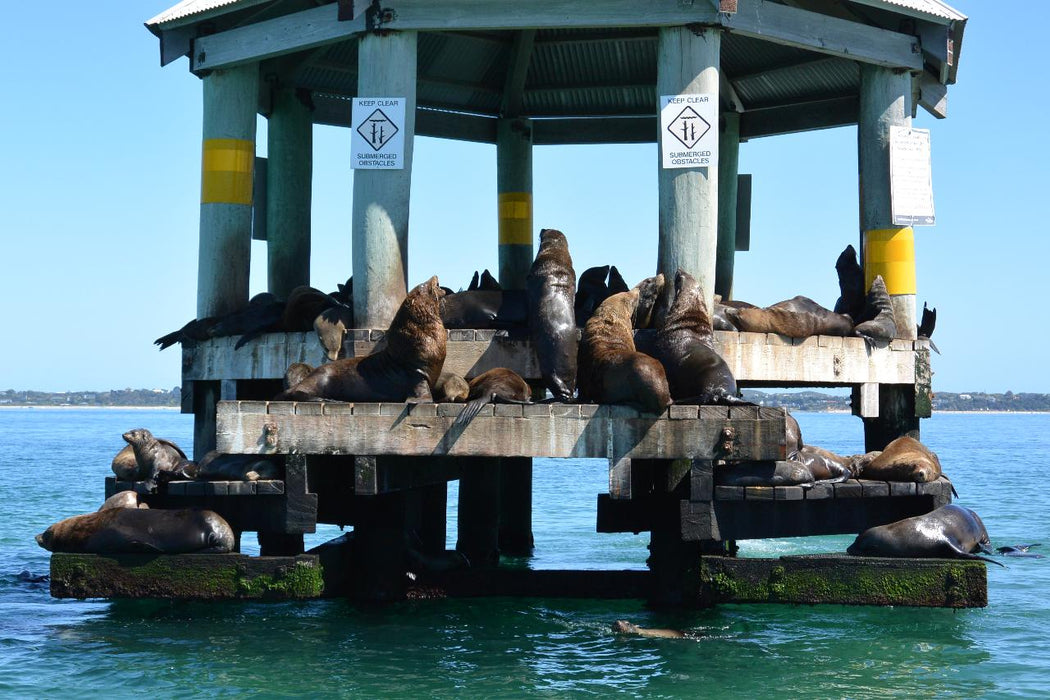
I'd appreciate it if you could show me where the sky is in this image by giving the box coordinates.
[0,1,1045,394]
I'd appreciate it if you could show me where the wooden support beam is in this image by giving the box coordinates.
[266,86,313,299]
[496,118,534,290]
[501,30,536,117]
[457,458,502,566]
[498,457,534,555]
[715,111,740,300]
[190,0,921,73]
[740,96,859,139]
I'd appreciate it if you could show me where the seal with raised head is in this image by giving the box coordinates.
[833,244,865,322]
[35,508,235,554]
[527,229,577,401]
[577,283,670,415]
[276,276,447,403]
[725,295,854,339]
[574,265,610,327]
[857,435,942,484]
[121,428,194,488]
[653,270,748,405]
[452,367,532,427]
[847,504,1003,566]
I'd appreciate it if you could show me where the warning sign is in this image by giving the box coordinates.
[890,126,935,226]
[660,94,718,169]
[351,97,406,169]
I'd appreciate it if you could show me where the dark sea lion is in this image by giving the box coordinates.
[478,269,501,291]
[917,302,941,354]
[633,274,665,330]
[612,620,686,639]
[653,270,748,405]
[332,276,353,306]
[154,315,223,350]
[996,544,1043,558]
[858,436,942,484]
[121,428,194,487]
[833,244,865,322]
[716,460,816,486]
[314,303,354,361]
[283,362,314,391]
[35,508,235,554]
[790,445,856,484]
[440,290,528,329]
[785,412,803,454]
[607,266,629,295]
[98,491,147,511]
[228,293,286,349]
[195,451,281,481]
[453,367,532,427]
[466,270,480,292]
[847,504,1003,566]
[852,275,897,346]
[574,265,610,327]
[712,300,738,331]
[527,229,578,402]
[282,285,337,332]
[577,286,670,415]
[276,276,447,403]
[726,296,854,338]
[434,371,470,403]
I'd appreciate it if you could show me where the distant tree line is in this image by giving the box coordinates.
[1,387,1048,412]
[0,388,180,407]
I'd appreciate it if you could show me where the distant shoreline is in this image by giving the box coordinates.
[0,405,179,411]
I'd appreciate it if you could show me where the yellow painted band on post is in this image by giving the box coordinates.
[201,138,254,205]
[498,192,533,245]
[864,227,916,295]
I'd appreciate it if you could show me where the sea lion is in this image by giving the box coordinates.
[527,229,577,402]
[282,285,338,332]
[577,285,670,415]
[857,436,942,483]
[633,274,665,330]
[314,303,354,361]
[283,362,315,391]
[440,290,528,329]
[434,371,470,403]
[790,445,857,483]
[111,444,140,480]
[478,269,501,291]
[195,451,281,481]
[716,460,816,486]
[121,428,194,488]
[574,265,610,327]
[98,491,147,511]
[847,504,1003,566]
[611,620,685,639]
[996,544,1043,558]
[275,276,447,403]
[35,508,235,554]
[229,293,286,349]
[852,275,897,346]
[653,270,748,405]
[917,302,941,354]
[453,368,532,426]
[725,296,854,339]
[833,244,865,322]
[607,266,629,295]
[466,270,480,291]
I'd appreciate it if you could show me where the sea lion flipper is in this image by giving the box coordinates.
[452,396,490,429]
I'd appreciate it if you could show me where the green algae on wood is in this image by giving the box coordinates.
[697,554,987,608]
[50,553,324,600]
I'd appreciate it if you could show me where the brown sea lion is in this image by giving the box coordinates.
[612,620,685,639]
[434,371,470,403]
[121,428,194,488]
[35,508,235,554]
[527,229,577,402]
[725,296,854,338]
[653,270,748,405]
[857,436,942,483]
[98,491,148,511]
[440,290,528,329]
[847,504,1002,566]
[833,244,865,322]
[314,304,354,361]
[283,362,315,391]
[577,285,670,415]
[633,274,665,330]
[453,368,532,427]
[276,276,447,403]
[852,275,897,346]
[791,445,856,483]
[110,444,140,481]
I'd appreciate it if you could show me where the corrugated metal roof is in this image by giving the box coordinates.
[849,0,966,23]
[146,0,269,28]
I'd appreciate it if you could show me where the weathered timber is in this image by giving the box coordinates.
[698,555,987,608]
[457,458,502,566]
[216,401,788,460]
[184,330,920,392]
[49,553,324,600]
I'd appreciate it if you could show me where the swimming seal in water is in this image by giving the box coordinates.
[35,508,235,554]
[653,270,748,405]
[527,229,577,401]
[847,504,1003,566]
[611,620,685,639]
[276,276,447,403]
[577,282,670,415]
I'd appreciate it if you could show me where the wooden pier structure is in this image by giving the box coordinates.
[50,0,980,607]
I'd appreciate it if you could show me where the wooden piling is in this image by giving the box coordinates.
[497,118,534,290]
[457,458,502,566]
[266,85,313,300]
[716,111,740,300]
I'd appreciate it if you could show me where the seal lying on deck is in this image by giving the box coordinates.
[847,504,1003,566]
[725,295,854,338]
[855,436,942,484]
[98,491,148,511]
[577,278,670,415]
[276,276,447,403]
[452,368,532,427]
[653,270,748,405]
[527,229,577,402]
[35,508,235,554]
[440,290,528,329]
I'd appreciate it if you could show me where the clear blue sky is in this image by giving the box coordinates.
[0,2,1043,394]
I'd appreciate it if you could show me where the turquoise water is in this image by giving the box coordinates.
[1,409,1047,697]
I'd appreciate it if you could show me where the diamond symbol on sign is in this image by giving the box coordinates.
[667,106,710,150]
[356,108,399,151]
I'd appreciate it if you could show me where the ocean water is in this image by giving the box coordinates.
[1,408,1047,698]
